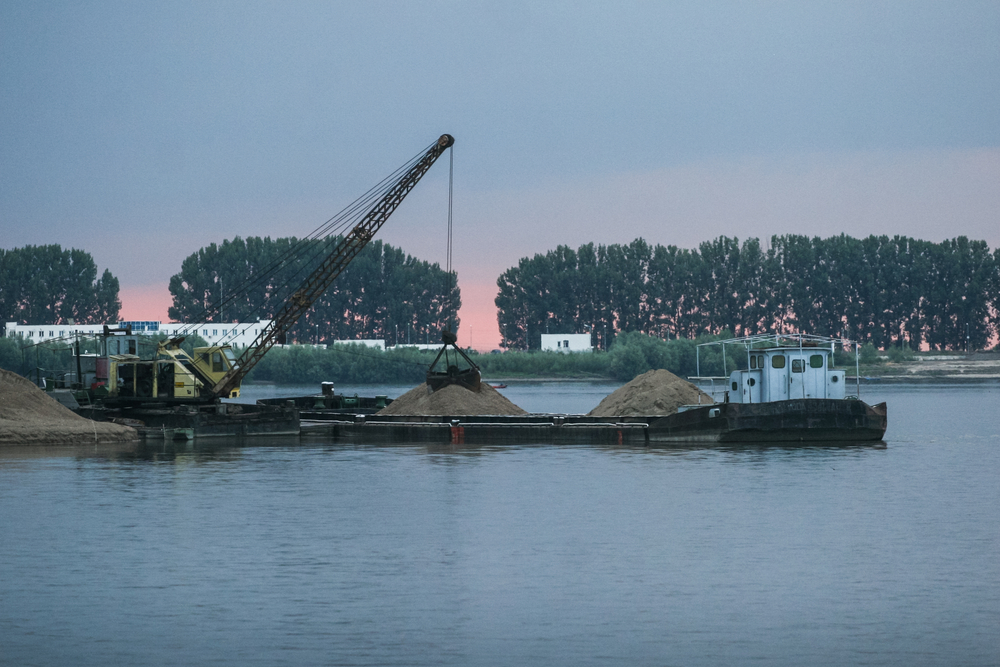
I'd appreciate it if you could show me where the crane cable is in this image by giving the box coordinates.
[180,146,428,333]
[446,145,455,332]
[168,141,436,345]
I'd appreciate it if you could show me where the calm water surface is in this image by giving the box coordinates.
[1,383,998,666]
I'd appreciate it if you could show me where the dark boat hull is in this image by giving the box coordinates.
[77,402,300,439]
[300,399,886,445]
[645,399,887,443]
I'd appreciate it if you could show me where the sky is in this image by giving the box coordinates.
[2,1,998,350]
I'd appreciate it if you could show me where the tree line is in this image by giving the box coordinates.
[496,234,999,351]
[0,245,121,326]
[168,236,460,346]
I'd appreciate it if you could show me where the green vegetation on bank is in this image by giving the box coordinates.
[0,335,99,383]
[243,332,745,385]
[0,330,969,387]
[0,332,210,382]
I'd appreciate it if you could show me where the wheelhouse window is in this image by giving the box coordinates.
[810,354,824,368]
[792,359,805,373]
[771,355,785,369]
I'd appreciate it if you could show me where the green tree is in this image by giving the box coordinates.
[647,244,706,339]
[0,245,121,324]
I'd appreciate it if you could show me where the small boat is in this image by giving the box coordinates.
[491,383,507,389]
[681,333,887,443]
[256,382,392,418]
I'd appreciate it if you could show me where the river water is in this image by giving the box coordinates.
[1,383,998,666]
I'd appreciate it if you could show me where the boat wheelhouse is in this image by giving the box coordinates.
[694,333,861,404]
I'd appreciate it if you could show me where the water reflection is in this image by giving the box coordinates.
[0,435,888,468]
[0,441,140,465]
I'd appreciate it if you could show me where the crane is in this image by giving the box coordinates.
[207,134,455,400]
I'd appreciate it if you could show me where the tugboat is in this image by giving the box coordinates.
[651,333,887,443]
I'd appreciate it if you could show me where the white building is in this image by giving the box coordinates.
[541,333,593,353]
[5,319,274,349]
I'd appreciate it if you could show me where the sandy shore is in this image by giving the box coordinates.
[865,354,1000,382]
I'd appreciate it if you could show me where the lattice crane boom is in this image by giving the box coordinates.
[211,133,455,399]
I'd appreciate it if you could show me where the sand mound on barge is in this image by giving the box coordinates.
[588,369,714,417]
[0,369,137,446]
[377,382,527,416]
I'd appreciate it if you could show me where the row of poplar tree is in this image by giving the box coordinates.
[495,234,999,351]
[4,234,998,354]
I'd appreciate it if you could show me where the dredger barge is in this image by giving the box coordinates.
[280,334,885,446]
[292,333,886,446]
[50,134,457,440]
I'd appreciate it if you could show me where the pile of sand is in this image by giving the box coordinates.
[0,369,137,446]
[377,382,527,416]
[588,369,714,417]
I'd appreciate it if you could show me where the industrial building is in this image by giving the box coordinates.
[4,320,273,348]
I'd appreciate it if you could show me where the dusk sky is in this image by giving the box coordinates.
[2,1,998,350]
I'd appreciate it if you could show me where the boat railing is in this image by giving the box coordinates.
[688,376,729,403]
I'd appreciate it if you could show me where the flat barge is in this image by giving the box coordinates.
[300,398,886,445]
[299,333,888,446]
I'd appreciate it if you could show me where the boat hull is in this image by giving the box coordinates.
[645,399,887,443]
[300,399,886,445]
[77,402,300,439]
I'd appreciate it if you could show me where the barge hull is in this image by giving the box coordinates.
[78,403,300,439]
[301,399,886,445]
[646,399,887,444]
